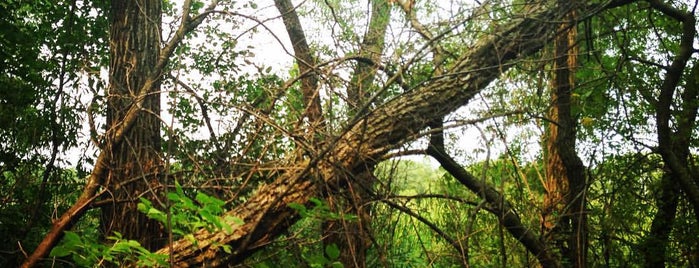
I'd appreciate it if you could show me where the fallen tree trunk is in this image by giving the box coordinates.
[154,3,573,266]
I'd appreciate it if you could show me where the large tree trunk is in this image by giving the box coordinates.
[542,1,587,267]
[152,3,578,266]
[101,0,165,251]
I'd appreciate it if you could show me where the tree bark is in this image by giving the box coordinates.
[642,173,680,268]
[542,1,587,267]
[347,0,391,114]
[643,42,699,267]
[274,0,323,128]
[101,0,165,251]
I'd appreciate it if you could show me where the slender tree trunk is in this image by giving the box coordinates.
[542,2,587,267]
[643,57,699,266]
[642,173,680,268]
[651,0,699,226]
[101,0,165,251]
[347,0,391,115]
[273,0,323,129]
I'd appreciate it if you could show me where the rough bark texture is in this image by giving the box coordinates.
[101,0,165,251]
[152,3,573,266]
[24,2,642,267]
[542,2,587,267]
[347,0,391,113]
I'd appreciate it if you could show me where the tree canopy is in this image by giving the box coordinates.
[1,0,698,267]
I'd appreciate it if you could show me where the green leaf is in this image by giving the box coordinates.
[63,231,82,245]
[49,245,73,257]
[222,244,232,254]
[192,0,204,10]
[221,221,233,234]
[325,243,340,260]
[288,202,307,214]
[185,234,197,244]
[199,209,221,229]
[167,192,181,202]
[146,207,167,222]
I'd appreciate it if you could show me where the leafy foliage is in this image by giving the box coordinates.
[50,231,168,267]
[138,181,243,244]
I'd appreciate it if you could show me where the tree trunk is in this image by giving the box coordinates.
[642,173,680,268]
[651,0,699,227]
[273,0,323,128]
[101,0,165,251]
[347,0,391,114]
[542,2,587,267]
[22,1,213,266]
[643,56,699,266]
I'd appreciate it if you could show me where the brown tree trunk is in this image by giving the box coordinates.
[542,2,587,267]
[273,0,323,129]
[642,173,680,268]
[101,0,165,251]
